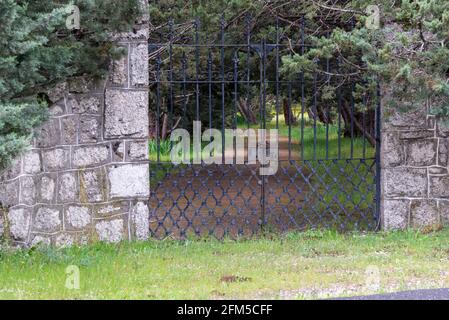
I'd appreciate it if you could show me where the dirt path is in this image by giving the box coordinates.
[149,136,372,239]
[149,136,310,239]
[149,162,312,239]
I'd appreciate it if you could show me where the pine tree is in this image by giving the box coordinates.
[0,0,141,170]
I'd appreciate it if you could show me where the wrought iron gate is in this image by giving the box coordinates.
[148,16,381,239]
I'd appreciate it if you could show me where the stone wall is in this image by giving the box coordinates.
[381,98,449,230]
[0,6,150,247]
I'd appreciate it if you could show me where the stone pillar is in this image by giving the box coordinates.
[0,5,150,247]
[381,96,449,230]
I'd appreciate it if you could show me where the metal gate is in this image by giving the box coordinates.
[148,16,381,239]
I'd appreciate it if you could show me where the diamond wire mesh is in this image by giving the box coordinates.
[149,159,377,239]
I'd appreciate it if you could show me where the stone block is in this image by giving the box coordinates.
[76,232,91,246]
[130,43,149,86]
[19,176,36,206]
[22,151,42,174]
[73,145,110,168]
[47,82,67,104]
[382,199,409,230]
[437,118,449,138]
[95,218,126,243]
[104,89,148,139]
[35,118,61,148]
[8,207,31,242]
[405,139,437,166]
[69,95,102,114]
[68,77,94,94]
[65,206,92,231]
[79,116,101,143]
[38,174,57,203]
[55,233,75,247]
[410,200,440,229]
[438,139,448,166]
[79,168,107,203]
[382,132,404,167]
[384,167,427,198]
[127,141,148,161]
[400,130,435,140]
[0,159,22,181]
[30,234,51,247]
[93,201,129,218]
[33,206,62,233]
[42,148,70,172]
[110,49,128,86]
[108,164,149,199]
[61,115,79,145]
[429,175,449,198]
[384,105,427,129]
[48,101,66,116]
[131,202,149,241]
[0,180,19,207]
[58,172,78,202]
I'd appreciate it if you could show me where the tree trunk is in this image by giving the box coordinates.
[283,98,297,125]
[340,99,376,146]
[238,99,257,125]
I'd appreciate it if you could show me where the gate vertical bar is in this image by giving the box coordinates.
[220,15,226,164]
[300,16,305,160]
[233,51,239,164]
[375,80,382,230]
[325,40,330,160]
[156,55,161,163]
[312,65,318,160]
[245,14,252,129]
[195,19,200,122]
[275,17,280,130]
[194,18,201,163]
[350,81,355,159]
[208,51,213,137]
[181,53,188,129]
[168,19,174,145]
[337,57,342,160]
[260,38,267,231]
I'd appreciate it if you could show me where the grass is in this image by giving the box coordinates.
[1,229,449,299]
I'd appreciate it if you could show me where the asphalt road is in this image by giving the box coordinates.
[338,288,449,300]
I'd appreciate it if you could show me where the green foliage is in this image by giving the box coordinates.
[281,0,449,116]
[0,0,141,170]
[0,102,48,169]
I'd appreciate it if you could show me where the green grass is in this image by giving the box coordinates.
[1,230,449,299]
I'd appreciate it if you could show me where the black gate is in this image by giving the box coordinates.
[148,16,381,239]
